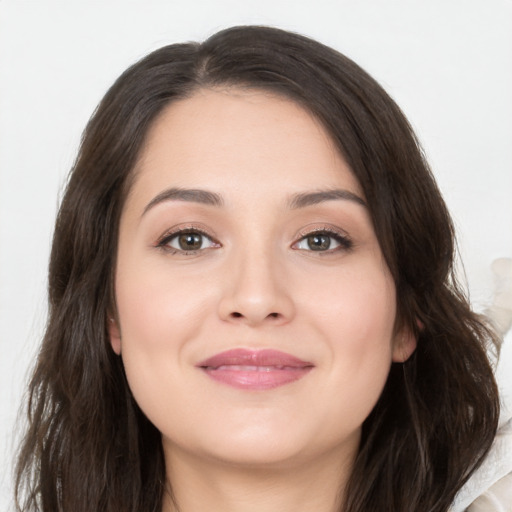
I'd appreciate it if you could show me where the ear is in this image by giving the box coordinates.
[108,316,122,355]
[392,327,417,363]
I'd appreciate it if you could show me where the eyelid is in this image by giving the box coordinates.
[155,224,221,252]
[292,225,353,252]
[154,223,352,255]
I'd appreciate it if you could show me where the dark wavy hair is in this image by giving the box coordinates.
[15,25,500,512]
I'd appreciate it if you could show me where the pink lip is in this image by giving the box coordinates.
[196,349,314,390]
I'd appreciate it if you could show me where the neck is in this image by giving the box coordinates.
[161,442,357,512]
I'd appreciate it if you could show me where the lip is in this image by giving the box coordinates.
[196,349,314,390]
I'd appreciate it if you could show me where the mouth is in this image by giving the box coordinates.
[196,349,314,390]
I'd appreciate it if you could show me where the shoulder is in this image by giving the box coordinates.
[451,418,512,511]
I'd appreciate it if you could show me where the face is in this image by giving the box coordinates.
[110,88,415,471]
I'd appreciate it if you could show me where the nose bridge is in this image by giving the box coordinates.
[218,236,294,325]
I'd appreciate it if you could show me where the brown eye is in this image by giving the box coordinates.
[177,232,203,250]
[293,230,353,253]
[159,230,218,253]
[306,234,331,251]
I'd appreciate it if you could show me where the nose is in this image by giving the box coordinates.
[217,248,295,327]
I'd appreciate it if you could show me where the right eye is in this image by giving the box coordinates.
[158,229,219,254]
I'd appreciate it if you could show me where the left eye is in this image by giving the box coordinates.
[162,231,217,252]
[293,232,351,252]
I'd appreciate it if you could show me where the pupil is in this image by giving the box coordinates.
[179,233,202,250]
[308,234,330,251]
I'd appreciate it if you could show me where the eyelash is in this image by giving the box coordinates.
[293,226,353,255]
[156,226,219,255]
[155,225,353,255]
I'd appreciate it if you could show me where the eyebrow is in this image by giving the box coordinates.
[141,186,366,217]
[287,189,367,209]
[142,187,224,216]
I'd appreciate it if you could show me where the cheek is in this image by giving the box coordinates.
[116,249,218,339]
[113,258,213,416]
[302,263,396,421]
[304,259,397,345]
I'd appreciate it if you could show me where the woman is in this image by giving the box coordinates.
[15,26,500,512]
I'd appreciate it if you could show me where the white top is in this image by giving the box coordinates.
[450,403,512,511]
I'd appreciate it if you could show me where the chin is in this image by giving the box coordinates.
[163,417,356,472]
[200,439,313,470]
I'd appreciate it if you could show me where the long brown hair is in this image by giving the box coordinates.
[15,26,500,512]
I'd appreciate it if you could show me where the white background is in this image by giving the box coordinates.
[1,1,511,510]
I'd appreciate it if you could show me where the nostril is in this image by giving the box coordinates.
[229,311,280,320]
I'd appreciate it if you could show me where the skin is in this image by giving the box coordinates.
[109,88,416,512]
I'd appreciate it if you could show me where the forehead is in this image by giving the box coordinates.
[128,88,362,209]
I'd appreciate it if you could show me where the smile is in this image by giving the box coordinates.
[197,349,314,390]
